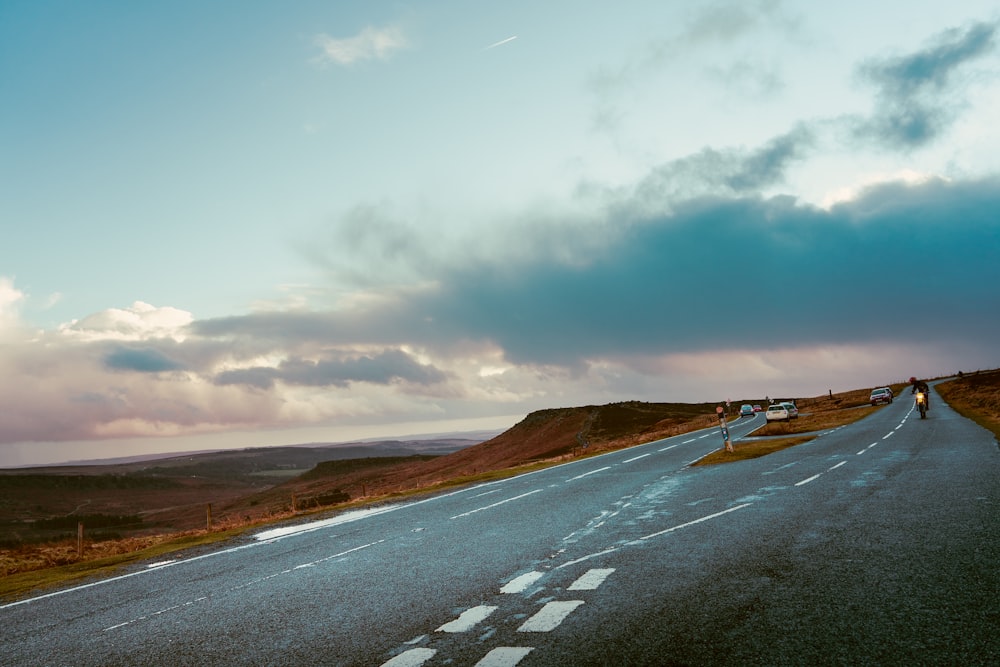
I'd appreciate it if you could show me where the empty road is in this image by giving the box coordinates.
[3,390,998,665]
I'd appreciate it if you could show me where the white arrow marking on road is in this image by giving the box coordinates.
[474,647,535,666]
[568,568,615,590]
[517,600,585,632]
[501,571,545,593]
[436,605,498,632]
[380,647,436,667]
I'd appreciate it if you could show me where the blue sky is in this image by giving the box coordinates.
[2,1,999,466]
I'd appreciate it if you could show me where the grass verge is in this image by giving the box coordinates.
[693,436,816,466]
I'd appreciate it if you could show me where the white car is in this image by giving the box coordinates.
[870,388,893,405]
[766,404,790,422]
[781,401,799,419]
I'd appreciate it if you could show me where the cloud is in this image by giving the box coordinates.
[314,25,408,66]
[105,346,184,373]
[61,301,193,342]
[851,21,998,148]
[214,349,448,390]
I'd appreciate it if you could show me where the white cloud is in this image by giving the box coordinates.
[59,301,193,342]
[314,25,408,66]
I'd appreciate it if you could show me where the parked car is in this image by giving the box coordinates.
[780,401,799,419]
[740,404,754,418]
[753,404,763,412]
[870,387,893,405]
[766,404,790,422]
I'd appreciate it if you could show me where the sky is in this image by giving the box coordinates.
[2,1,999,467]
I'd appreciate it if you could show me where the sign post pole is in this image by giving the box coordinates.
[716,406,734,453]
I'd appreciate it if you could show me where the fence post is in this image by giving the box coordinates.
[206,503,212,530]
[291,493,297,513]
[77,522,84,557]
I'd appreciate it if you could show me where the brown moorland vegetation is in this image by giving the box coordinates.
[2,375,994,598]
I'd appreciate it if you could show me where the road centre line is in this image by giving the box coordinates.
[474,647,535,666]
[623,453,652,463]
[795,474,821,486]
[682,438,696,444]
[436,605,498,632]
[638,503,752,541]
[517,600,585,632]
[568,568,615,590]
[380,647,437,667]
[450,489,543,519]
[659,444,679,451]
[501,571,545,593]
[828,461,847,471]
[882,431,895,440]
[567,466,612,482]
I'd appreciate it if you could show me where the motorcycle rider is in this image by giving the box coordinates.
[910,377,930,409]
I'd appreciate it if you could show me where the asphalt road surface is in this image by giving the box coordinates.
[3,390,998,666]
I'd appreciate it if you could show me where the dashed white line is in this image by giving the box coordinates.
[501,571,544,594]
[517,600,585,632]
[436,605,497,633]
[639,503,752,541]
[568,568,615,590]
[450,490,543,519]
[567,466,612,482]
[623,453,652,463]
[795,474,821,486]
[659,444,679,452]
[882,431,895,440]
[682,438,696,444]
[474,647,535,667]
[380,647,436,667]
[828,461,847,471]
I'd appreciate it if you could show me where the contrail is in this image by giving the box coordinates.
[485,35,518,50]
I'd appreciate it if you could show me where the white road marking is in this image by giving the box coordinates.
[882,431,895,440]
[474,647,535,667]
[380,647,437,667]
[436,605,498,632]
[698,433,712,439]
[501,571,545,594]
[568,568,615,590]
[639,503,752,541]
[682,438,696,443]
[567,466,612,482]
[623,453,651,463]
[450,489,543,519]
[555,546,619,569]
[827,461,847,471]
[517,600,585,632]
[795,474,821,486]
[659,444,679,451]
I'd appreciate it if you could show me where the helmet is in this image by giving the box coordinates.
[909,377,916,383]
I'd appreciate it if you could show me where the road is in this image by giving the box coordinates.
[3,390,998,666]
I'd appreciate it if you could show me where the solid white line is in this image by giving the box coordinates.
[380,648,437,667]
[623,453,652,463]
[450,489,543,519]
[517,600,585,632]
[639,503,752,541]
[474,647,534,667]
[568,568,615,590]
[436,605,498,633]
[555,546,619,569]
[567,466,612,482]
[500,571,544,594]
[795,474,821,486]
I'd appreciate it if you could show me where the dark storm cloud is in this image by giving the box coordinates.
[213,349,448,389]
[104,346,184,373]
[852,21,997,148]
[192,176,1000,370]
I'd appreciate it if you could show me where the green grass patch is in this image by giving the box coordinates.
[693,436,816,466]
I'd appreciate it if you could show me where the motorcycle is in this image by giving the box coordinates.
[915,390,928,419]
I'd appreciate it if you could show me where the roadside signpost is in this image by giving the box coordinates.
[716,406,734,452]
